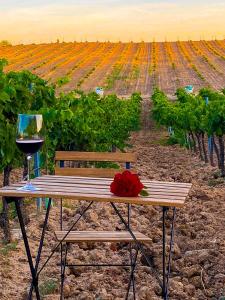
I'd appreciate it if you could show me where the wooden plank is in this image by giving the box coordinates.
[39,175,192,188]
[35,175,192,189]
[55,230,151,243]
[55,167,136,178]
[0,175,191,207]
[55,151,136,163]
[5,183,186,200]
[0,189,186,207]
[142,180,192,188]
[34,181,190,194]
[12,180,190,195]
[31,181,190,194]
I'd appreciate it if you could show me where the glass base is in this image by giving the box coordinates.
[17,183,40,191]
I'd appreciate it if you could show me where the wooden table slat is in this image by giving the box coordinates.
[6,181,190,194]
[39,175,192,187]
[0,175,191,208]
[34,176,191,189]
[34,178,191,188]
[7,180,190,194]
[0,190,185,207]
[3,184,186,200]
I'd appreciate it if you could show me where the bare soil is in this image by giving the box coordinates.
[0,100,225,300]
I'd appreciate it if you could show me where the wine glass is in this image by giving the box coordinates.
[16,114,44,191]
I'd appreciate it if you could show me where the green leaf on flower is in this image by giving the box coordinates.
[140,189,149,196]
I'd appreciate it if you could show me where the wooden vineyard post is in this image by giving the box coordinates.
[34,152,54,210]
[204,96,214,166]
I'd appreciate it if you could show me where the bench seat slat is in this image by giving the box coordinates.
[55,230,151,243]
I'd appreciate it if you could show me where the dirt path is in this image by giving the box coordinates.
[1,101,225,300]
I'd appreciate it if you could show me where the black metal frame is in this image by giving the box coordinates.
[58,200,139,300]
[6,196,176,300]
[58,201,176,300]
[6,197,52,300]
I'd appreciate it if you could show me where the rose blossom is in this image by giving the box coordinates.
[110,170,144,197]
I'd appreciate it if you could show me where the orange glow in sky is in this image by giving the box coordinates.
[0,1,224,44]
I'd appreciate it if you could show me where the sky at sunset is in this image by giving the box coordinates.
[0,0,225,44]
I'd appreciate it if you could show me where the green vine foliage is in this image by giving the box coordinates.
[41,91,142,172]
[152,87,225,176]
[0,59,142,175]
[0,59,56,172]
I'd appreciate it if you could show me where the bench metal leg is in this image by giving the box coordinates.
[60,244,68,300]
[110,202,162,288]
[127,203,137,300]
[111,202,177,299]
[37,201,93,276]
[125,249,138,300]
[165,207,176,300]
[162,206,176,300]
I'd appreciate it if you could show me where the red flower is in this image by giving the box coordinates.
[110,170,144,197]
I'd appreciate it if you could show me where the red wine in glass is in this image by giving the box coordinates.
[16,139,44,155]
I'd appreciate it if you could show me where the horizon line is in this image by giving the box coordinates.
[2,38,225,46]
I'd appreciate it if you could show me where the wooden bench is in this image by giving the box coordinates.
[55,151,136,178]
[54,151,150,244]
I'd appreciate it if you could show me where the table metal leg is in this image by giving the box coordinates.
[110,202,162,288]
[162,206,167,299]
[111,203,177,300]
[14,199,41,300]
[28,198,52,299]
[60,198,63,299]
[165,207,176,300]
[162,206,176,300]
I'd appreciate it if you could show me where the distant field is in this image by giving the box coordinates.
[0,40,225,96]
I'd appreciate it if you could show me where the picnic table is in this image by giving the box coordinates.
[0,175,192,300]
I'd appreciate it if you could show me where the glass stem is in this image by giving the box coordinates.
[27,155,32,185]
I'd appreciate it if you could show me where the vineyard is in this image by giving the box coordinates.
[0,40,224,96]
[152,88,225,177]
[0,38,225,299]
[0,57,142,242]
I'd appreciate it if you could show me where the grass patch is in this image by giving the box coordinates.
[94,161,120,169]
[63,201,75,210]
[208,178,225,187]
[39,279,58,297]
[104,65,122,90]
[0,241,18,256]
[166,136,179,145]
[0,201,17,220]
[57,76,70,87]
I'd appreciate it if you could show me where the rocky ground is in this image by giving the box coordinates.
[0,100,225,299]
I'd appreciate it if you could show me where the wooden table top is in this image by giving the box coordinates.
[0,175,192,208]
